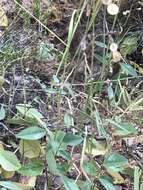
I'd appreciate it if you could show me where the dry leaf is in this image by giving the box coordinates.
[20,176,37,187]
[1,168,15,179]
[112,51,122,62]
[107,170,125,184]
[0,7,8,27]
[85,140,108,156]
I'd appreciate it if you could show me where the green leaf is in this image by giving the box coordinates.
[54,130,66,144]
[94,53,111,65]
[94,108,107,138]
[0,105,5,121]
[95,41,108,48]
[120,35,138,56]
[18,160,44,176]
[82,160,99,177]
[120,63,138,77]
[108,119,137,137]
[48,131,66,155]
[16,104,43,119]
[94,54,107,64]
[0,150,21,171]
[16,126,46,140]
[19,140,41,158]
[58,150,71,160]
[107,84,116,106]
[46,147,59,175]
[61,175,80,190]
[107,84,114,101]
[7,115,39,126]
[80,181,93,190]
[103,153,128,172]
[0,181,22,190]
[64,113,74,128]
[15,104,47,127]
[63,134,83,146]
[99,176,116,190]
[52,75,60,84]
[114,122,137,137]
[57,163,70,174]
[38,42,55,61]
[0,181,32,190]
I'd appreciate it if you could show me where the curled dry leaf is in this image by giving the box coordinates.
[107,170,125,184]
[112,51,122,63]
[1,168,15,179]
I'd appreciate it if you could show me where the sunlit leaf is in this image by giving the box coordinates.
[0,181,22,190]
[82,160,99,177]
[108,119,137,137]
[103,153,128,172]
[16,126,46,140]
[58,150,71,161]
[0,7,8,27]
[0,150,21,171]
[120,63,138,77]
[64,113,74,128]
[0,181,32,190]
[19,140,41,158]
[113,122,137,137]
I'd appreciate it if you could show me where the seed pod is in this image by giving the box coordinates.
[110,43,118,52]
[107,3,119,15]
